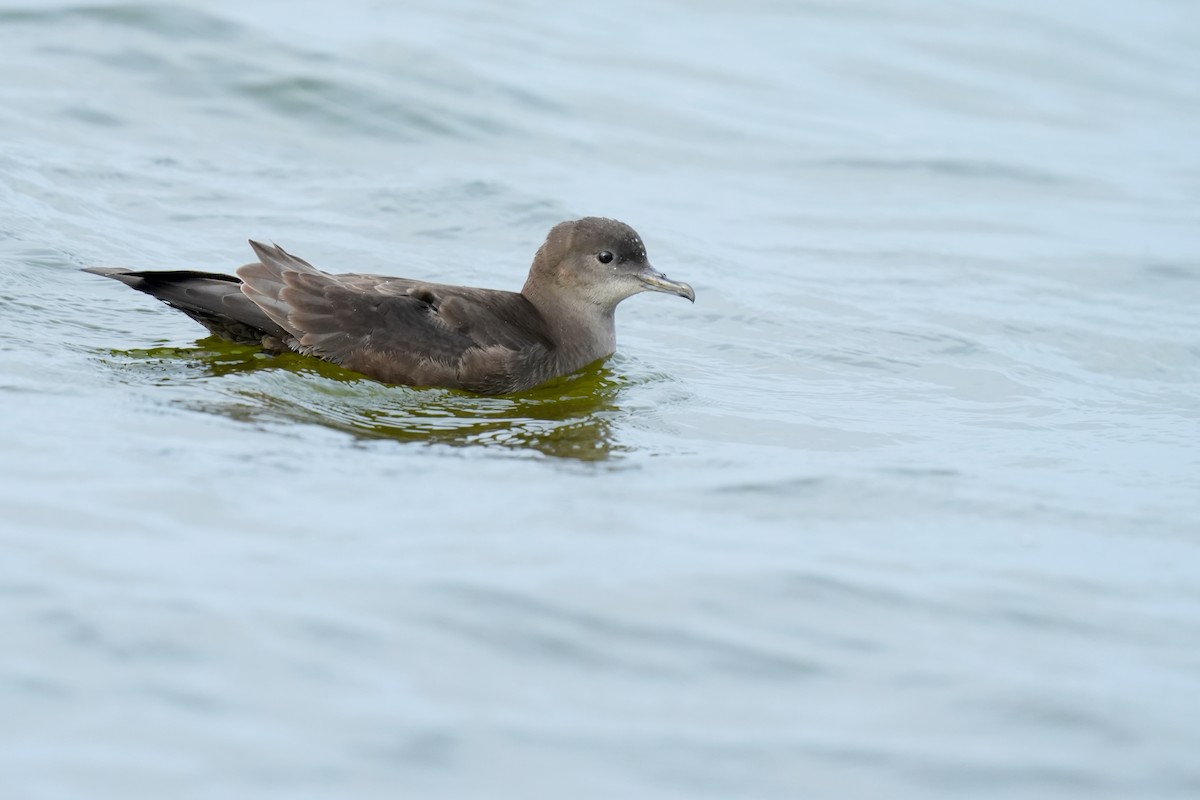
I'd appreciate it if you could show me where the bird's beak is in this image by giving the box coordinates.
[637,265,695,303]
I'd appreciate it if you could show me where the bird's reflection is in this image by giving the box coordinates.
[112,338,626,461]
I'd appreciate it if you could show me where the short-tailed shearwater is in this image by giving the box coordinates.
[85,217,694,394]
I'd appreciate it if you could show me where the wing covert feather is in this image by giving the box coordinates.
[237,242,557,391]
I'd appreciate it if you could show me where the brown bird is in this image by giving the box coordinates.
[85,217,695,394]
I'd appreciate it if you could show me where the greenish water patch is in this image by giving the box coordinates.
[104,338,628,461]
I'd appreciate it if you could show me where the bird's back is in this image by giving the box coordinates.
[237,243,561,393]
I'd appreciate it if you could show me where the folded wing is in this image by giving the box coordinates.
[238,241,556,393]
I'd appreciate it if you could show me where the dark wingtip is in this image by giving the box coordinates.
[245,240,322,275]
[83,266,143,287]
[247,239,277,262]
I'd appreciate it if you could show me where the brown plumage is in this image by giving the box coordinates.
[85,217,695,394]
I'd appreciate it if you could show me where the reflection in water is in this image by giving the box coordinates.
[108,338,628,461]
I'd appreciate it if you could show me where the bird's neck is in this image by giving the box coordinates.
[522,282,617,372]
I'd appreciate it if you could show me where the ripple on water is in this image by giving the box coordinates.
[98,338,638,461]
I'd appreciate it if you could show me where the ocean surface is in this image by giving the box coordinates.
[2,1,1199,798]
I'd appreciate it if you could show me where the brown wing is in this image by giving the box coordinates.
[237,241,558,393]
[84,267,289,344]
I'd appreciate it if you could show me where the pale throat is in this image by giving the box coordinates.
[523,282,618,368]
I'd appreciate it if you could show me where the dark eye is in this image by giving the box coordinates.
[597,251,614,264]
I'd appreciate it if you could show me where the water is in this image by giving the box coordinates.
[2,1,1199,797]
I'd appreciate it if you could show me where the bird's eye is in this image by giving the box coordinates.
[597,251,614,264]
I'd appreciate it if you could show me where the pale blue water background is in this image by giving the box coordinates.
[2,1,1199,798]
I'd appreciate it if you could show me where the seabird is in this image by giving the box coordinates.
[85,217,695,394]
